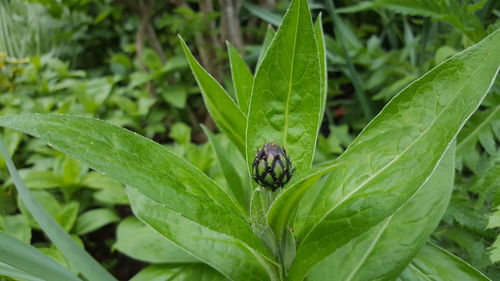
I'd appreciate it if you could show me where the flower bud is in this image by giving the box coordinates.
[252,143,294,191]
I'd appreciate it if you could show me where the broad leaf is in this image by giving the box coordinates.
[289,28,500,280]
[127,188,280,281]
[0,262,44,281]
[0,114,271,261]
[227,42,254,115]
[398,243,491,281]
[179,36,247,153]
[308,144,455,281]
[0,231,81,281]
[246,0,322,176]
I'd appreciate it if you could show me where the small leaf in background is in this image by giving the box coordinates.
[247,0,321,176]
[113,217,197,264]
[74,208,119,236]
[161,86,188,108]
[0,214,31,243]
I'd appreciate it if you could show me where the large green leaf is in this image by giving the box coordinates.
[227,42,254,115]
[179,36,247,153]
[0,139,116,281]
[0,231,81,281]
[289,28,500,281]
[127,188,280,281]
[0,114,271,261]
[308,144,455,281]
[0,262,44,281]
[398,243,491,281]
[246,0,321,175]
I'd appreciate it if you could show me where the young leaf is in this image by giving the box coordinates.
[0,114,271,261]
[127,188,280,281]
[398,243,491,281]
[202,125,251,209]
[179,36,247,153]
[0,232,82,281]
[227,42,254,115]
[256,26,276,71]
[247,0,321,176]
[0,139,117,281]
[308,144,455,281]
[73,208,119,235]
[314,14,327,122]
[289,28,500,281]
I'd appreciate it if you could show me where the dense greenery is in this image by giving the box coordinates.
[0,0,499,280]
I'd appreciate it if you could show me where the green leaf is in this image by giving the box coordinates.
[0,262,44,281]
[130,264,225,281]
[179,36,247,153]
[289,28,500,281]
[0,139,117,281]
[0,114,270,261]
[202,126,251,210]
[308,144,455,281]
[113,217,197,264]
[227,42,254,115]
[314,14,327,121]
[0,214,31,243]
[127,187,279,281]
[74,208,120,235]
[247,0,322,176]
[0,232,81,281]
[267,159,342,241]
[398,243,491,281]
[256,26,276,71]
[243,2,282,26]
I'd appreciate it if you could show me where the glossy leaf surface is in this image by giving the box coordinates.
[289,28,500,280]
[308,144,455,281]
[128,188,279,281]
[246,0,321,176]
[0,114,270,260]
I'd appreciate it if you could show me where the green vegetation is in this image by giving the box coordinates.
[0,0,499,280]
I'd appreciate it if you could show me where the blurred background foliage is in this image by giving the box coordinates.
[0,0,499,280]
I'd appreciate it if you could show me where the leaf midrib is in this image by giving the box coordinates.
[300,52,488,246]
